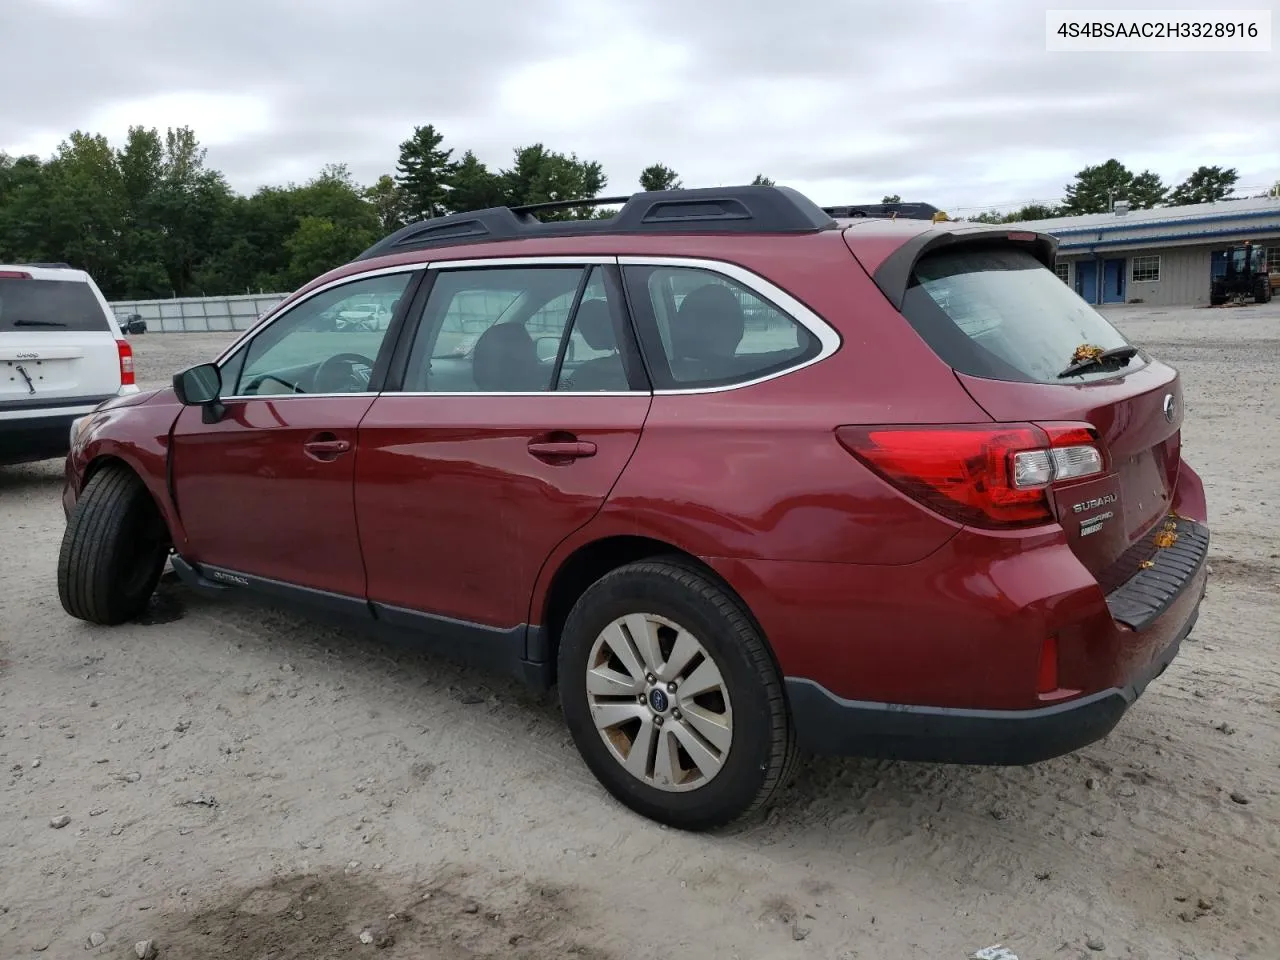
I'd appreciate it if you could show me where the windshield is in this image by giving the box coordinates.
[0,277,111,332]
[900,245,1140,384]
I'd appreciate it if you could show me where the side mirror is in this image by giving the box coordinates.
[173,363,222,405]
[173,363,226,423]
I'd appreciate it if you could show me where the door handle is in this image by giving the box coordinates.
[303,438,351,458]
[527,440,597,459]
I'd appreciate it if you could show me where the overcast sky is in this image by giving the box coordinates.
[2,0,1277,215]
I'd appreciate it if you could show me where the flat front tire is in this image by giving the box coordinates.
[57,465,170,625]
[558,559,796,831]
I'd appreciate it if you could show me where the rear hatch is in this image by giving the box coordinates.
[867,234,1182,587]
[0,270,122,403]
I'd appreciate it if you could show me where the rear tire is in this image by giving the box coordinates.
[58,465,170,625]
[558,559,796,831]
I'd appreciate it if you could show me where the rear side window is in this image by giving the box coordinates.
[622,265,820,390]
[0,278,111,333]
[900,246,1140,384]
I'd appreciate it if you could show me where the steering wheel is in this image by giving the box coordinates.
[313,352,376,393]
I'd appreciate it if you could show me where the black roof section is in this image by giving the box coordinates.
[823,202,943,221]
[355,185,840,261]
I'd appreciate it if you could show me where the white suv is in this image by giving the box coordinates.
[1,264,138,466]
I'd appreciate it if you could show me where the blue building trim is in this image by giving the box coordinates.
[1057,223,1280,253]
[1047,206,1280,238]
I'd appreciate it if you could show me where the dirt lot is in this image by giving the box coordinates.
[2,303,1278,960]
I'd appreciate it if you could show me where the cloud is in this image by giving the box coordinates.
[1,0,1277,213]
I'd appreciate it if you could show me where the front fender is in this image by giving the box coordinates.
[69,395,188,551]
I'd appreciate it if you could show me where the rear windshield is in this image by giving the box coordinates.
[0,277,111,333]
[899,246,1141,384]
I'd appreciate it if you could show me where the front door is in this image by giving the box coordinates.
[1075,260,1099,303]
[170,269,417,598]
[354,261,651,636]
[1102,258,1126,303]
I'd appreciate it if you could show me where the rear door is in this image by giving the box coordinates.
[354,259,651,635]
[0,268,123,405]
[887,241,1182,584]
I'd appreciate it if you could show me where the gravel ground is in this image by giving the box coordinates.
[1,303,1278,960]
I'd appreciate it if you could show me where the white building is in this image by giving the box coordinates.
[1006,195,1280,306]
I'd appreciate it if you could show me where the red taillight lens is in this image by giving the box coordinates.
[836,422,1107,529]
[837,424,1055,528]
[116,339,135,386]
[0,270,32,279]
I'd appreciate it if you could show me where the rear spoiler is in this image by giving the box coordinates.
[868,225,1059,311]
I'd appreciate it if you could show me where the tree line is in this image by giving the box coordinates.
[0,121,1273,300]
[964,160,1278,224]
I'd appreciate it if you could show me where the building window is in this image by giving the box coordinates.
[1054,262,1069,283]
[1131,256,1160,283]
[1267,246,1279,274]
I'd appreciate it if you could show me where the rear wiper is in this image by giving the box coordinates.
[12,319,67,327]
[1057,345,1139,378]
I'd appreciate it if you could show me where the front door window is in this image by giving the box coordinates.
[227,272,412,397]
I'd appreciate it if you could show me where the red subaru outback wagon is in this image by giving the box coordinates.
[57,186,1209,830]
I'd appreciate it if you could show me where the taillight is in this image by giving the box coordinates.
[0,270,32,279]
[116,339,135,386]
[835,422,1105,529]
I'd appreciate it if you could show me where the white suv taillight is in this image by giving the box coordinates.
[116,339,135,386]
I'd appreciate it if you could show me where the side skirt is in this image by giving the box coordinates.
[170,557,553,689]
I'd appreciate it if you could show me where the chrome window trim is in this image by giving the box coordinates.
[210,254,843,399]
[216,391,651,401]
[212,262,425,367]
[617,255,842,396]
[427,256,618,269]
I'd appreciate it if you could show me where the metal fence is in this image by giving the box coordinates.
[108,293,289,333]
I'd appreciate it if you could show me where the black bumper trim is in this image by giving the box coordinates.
[0,410,85,463]
[1106,516,1209,630]
[786,607,1198,765]
[0,393,116,412]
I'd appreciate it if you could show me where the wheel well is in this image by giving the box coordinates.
[83,456,173,546]
[540,536,717,662]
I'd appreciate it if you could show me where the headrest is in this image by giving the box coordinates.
[472,323,541,391]
[574,299,615,352]
[672,283,744,361]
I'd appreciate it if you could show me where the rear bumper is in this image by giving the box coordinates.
[0,410,85,465]
[786,602,1199,764]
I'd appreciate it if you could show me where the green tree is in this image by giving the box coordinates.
[501,144,607,219]
[1127,170,1168,209]
[1007,202,1062,221]
[881,194,901,203]
[750,174,775,186]
[0,153,52,264]
[395,124,456,220]
[363,174,409,233]
[639,164,681,192]
[40,132,128,293]
[1168,165,1239,205]
[1063,159,1167,214]
[282,214,378,289]
[448,151,504,213]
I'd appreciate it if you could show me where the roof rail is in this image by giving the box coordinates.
[19,261,74,269]
[823,202,944,221]
[355,185,839,260]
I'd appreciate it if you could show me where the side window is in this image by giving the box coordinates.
[622,265,820,389]
[230,272,412,396]
[402,266,586,393]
